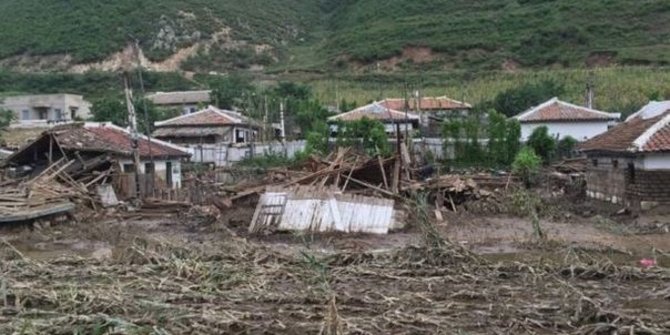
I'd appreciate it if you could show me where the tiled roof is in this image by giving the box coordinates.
[155,106,260,127]
[329,103,420,122]
[515,98,620,122]
[53,123,190,158]
[146,90,211,105]
[580,105,670,153]
[153,126,231,138]
[0,128,46,149]
[379,96,471,111]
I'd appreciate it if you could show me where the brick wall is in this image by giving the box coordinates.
[626,169,670,203]
[585,157,627,204]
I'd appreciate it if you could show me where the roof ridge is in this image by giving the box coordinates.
[85,122,190,154]
[514,97,559,120]
[631,112,670,151]
[154,106,218,126]
[556,99,618,117]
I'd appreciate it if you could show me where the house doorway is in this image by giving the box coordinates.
[165,162,173,188]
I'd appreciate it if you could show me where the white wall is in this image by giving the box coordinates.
[521,121,610,142]
[2,94,92,123]
[185,141,307,167]
[638,153,670,170]
[117,159,182,189]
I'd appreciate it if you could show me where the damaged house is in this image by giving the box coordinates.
[329,102,420,136]
[379,96,472,136]
[152,105,262,166]
[514,98,620,141]
[580,101,670,209]
[3,122,191,191]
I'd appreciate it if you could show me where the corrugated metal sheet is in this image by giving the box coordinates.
[249,187,396,234]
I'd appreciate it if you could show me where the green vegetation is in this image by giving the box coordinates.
[526,126,557,164]
[0,108,13,130]
[492,80,564,117]
[0,0,319,63]
[91,98,178,134]
[557,136,578,159]
[297,0,670,71]
[0,1,669,72]
[512,147,542,188]
[308,66,670,118]
[335,118,391,156]
[442,109,520,168]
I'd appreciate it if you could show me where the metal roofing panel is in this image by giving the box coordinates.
[249,187,396,234]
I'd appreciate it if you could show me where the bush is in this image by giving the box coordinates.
[526,126,557,164]
[512,147,542,188]
[557,136,577,159]
[0,108,14,130]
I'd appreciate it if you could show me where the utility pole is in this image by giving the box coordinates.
[263,95,269,143]
[586,71,595,109]
[279,100,286,145]
[123,73,142,202]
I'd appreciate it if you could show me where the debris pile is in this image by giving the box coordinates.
[0,157,112,223]
[0,235,667,334]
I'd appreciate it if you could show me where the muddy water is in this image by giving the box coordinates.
[11,239,112,261]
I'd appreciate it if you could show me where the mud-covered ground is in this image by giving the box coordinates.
[0,201,669,334]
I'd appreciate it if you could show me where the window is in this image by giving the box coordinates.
[21,110,30,120]
[55,109,63,120]
[189,107,196,114]
[70,107,78,120]
[123,164,135,173]
[235,129,246,143]
[145,162,155,175]
[592,159,598,167]
[612,159,619,169]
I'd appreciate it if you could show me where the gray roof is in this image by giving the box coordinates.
[146,90,212,105]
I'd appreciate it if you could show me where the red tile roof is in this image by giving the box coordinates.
[329,103,420,122]
[155,106,259,127]
[379,97,471,111]
[54,123,190,158]
[515,98,620,122]
[643,122,670,152]
[580,109,670,154]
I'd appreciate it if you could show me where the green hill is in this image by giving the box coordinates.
[0,0,669,72]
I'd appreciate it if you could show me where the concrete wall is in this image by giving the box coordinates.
[2,94,92,124]
[117,159,183,189]
[185,141,307,167]
[521,121,611,142]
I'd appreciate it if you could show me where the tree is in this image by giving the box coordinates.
[493,80,565,117]
[336,118,390,156]
[526,126,556,164]
[210,74,255,110]
[557,136,577,159]
[295,99,332,137]
[305,120,330,155]
[0,108,14,130]
[512,146,541,188]
[91,97,164,134]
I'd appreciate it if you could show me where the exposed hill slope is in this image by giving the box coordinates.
[0,0,669,72]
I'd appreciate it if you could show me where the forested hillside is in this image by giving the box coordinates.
[0,0,668,72]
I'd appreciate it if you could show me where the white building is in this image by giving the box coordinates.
[145,90,212,115]
[1,94,92,127]
[328,102,420,135]
[513,97,620,142]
